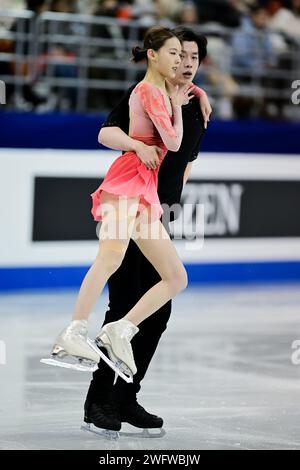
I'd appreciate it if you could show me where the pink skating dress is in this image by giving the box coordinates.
[91,81,183,222]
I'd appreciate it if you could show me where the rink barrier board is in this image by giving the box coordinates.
[1,262,300,291]
[0,112,300,154]
[0,148,300,289]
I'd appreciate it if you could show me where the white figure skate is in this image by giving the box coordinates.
[40,320,100,371]
[94,319,139,384]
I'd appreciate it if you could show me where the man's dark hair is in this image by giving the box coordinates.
[171,26,208,64]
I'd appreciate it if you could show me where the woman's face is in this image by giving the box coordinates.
[151,37,182,80]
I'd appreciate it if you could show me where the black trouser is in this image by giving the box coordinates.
[86,237,172,405]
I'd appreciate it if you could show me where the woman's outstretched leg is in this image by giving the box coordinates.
[73,197,138,320]
[42,193,140,370]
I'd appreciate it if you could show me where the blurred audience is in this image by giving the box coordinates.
[267,0,300,38]
[231,4,291,118]
[2,1,51,110]
[232,5,276,70]
[175,1,199,24]
[195,0,241,26]
[0,0,299,118]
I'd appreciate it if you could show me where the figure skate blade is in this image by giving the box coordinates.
[81,423,165,439]
[40,357,98,372]
[120,427,166,438]
[88,338,133,383]
[81,422,119,440]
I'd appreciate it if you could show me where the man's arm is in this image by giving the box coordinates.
[183,120,206,185]
[99,126,138,152]
[99,127,162,170]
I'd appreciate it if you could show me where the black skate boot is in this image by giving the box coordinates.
[119,401,166,438]
[81,399,121,440]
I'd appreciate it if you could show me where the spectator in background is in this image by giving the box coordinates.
[195,0,241,27]
[267,0,300,38]
[231,4,281,117]
[51,0,78,13]
[290,0,300,16]
[40,0,80,110]
[133,0,181,25]
[25,0,50,13]
[153,0,182,21]
[265,0,300,118]
[116,1,136,20]
[175,1,199,24]
[230,0,258,14]
[91,1,124,42]
[88,0,127,110]
[197,43,239,119]
[232,4,276,70]
[93,0,118,17]
[4,0,51,109]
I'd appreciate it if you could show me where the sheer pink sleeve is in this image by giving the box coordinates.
[137,82,183,152]
[190,85,206,98]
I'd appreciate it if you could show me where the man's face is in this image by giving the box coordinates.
[174,41,199,86]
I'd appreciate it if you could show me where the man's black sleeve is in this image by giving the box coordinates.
[189,128,206,162]
[101,84,136,134]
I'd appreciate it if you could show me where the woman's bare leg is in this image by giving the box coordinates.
[123,215,188,326]
[72,192,140,320]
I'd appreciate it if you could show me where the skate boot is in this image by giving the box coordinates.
[95,319,139,384]
[119,401,166,438]
[41,320,100,372]
[81,399,121,440]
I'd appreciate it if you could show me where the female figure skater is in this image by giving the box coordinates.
[42,26,195,383]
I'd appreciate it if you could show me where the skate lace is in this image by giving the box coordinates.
[65,323,87,341]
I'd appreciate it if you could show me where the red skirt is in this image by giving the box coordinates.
[91,151,165,222]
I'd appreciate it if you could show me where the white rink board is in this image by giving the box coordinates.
[1,148,300,268]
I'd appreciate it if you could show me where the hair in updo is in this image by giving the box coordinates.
[131,26,179,63]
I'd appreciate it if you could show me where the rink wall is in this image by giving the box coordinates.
[1,111,300,154]
[1,147,300,290]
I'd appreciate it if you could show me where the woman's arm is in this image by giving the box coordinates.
[138,82,184,152]
[191,85,212,129]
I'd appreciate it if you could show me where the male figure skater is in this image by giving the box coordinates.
[84,27,211,434]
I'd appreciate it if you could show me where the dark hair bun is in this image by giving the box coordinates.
[131,46,148,63]
[131,27,177,64]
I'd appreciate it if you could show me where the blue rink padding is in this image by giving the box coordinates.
[1,111,300,153]
[1,261,300,291]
